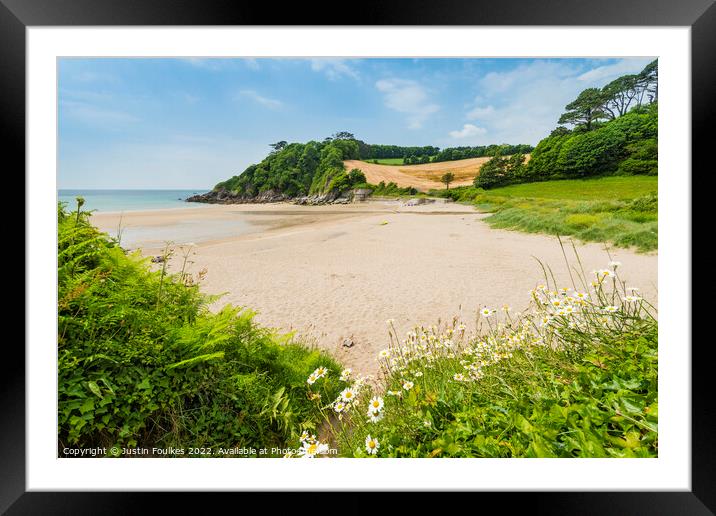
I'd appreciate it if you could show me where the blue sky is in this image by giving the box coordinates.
[58,57,654,189]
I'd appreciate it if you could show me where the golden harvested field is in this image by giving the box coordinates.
[343,157,491,191]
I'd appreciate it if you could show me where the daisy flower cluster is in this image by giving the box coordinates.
[306,366,329,386]
[376,264,651,390]
[526,263,650,347]
[377,320,471,378]
[331,369,373,418]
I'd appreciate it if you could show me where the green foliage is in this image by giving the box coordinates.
[359,144,440,160]
[440,172,455,189]
[558,87,607,130]
[215,138,361,199]
[347,168,367,185]
[474,153,527,189]
[211,136,533,200]
[434,144,533,163]
[58,204,341,455]
[527,104,657,181]
[370,181,419,197]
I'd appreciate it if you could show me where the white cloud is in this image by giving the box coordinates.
[375,78,439,129]
[577,57,654,83]
[466,105,495,121]
[236,90,283,110]
[449,124,487,139]
[457,58,655,145]
[309,58,360,80]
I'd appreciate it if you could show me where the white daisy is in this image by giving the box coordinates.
[402,380,414,391]
[367,408,384,423]
[365,435,380,455]
[368,396,384,411]
[340,387,357,403]
[298,440,329,458]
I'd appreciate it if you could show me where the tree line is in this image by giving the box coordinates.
[214,131,534,199]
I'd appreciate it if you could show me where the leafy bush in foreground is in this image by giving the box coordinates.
[309,257,658,458]
[58,203,341,456]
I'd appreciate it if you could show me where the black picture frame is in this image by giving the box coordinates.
[4,0,708,513]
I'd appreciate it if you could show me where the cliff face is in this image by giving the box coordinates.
[186,188,289,204]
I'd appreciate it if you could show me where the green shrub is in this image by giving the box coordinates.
[618,158,658,175]
[58,203,341,456]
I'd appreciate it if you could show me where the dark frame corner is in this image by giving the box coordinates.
[4,0,709,513]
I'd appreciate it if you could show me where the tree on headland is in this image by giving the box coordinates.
[559,60,658,132]
[441,172,455,190]
[600,74,640,120]
[558,88,606,131]
[269,141,288,152]
[332,131,355,140]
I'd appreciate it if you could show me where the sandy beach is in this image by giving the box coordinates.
[92,200,658,375]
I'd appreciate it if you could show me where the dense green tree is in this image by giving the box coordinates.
[269,140,288,152]
[558,88,606,131]
[347,168,367,185]
[474,153,527,189]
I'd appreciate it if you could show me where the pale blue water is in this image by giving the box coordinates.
[58,189,208,213]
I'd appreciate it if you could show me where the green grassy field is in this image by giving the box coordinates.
[432,176,658,252]
[370,158,405,165]
[488,176,657,201]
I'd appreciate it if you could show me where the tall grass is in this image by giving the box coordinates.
[431,177,658,252]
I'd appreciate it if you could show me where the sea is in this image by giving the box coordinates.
[57,189,208,213]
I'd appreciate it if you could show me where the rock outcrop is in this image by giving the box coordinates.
[187,187,372,206]
[185,188,289,204]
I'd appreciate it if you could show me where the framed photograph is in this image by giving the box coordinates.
[6,0,709,512]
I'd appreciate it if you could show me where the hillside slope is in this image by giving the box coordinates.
[343,157,491,190]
